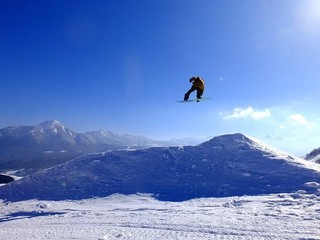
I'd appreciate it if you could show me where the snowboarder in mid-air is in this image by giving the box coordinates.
[184,76,205,101]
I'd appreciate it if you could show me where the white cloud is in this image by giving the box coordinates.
[288,114,315,128]
[222,106,271,120]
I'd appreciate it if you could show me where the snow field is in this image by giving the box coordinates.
[0,193,319,240]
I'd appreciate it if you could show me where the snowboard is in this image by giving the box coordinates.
[178,97,211,103]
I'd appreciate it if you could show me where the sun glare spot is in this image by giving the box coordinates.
[297,0,320,33]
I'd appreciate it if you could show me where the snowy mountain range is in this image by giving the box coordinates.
[1,133,319,202]
[0,120,201,175]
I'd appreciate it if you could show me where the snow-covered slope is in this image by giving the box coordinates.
[1,193,320,240]
[304,147,320,164]
[0,133,319,202]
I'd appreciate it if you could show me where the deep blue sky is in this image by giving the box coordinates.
[1,0,320,155]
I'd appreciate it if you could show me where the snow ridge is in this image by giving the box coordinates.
[1,133,320,202]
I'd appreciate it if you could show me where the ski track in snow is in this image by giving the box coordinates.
[0,193,320,240]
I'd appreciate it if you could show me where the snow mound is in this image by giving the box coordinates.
[304,147,320,164]
[1,133,320,202]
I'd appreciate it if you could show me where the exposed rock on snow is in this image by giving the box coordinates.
[0,174,14,184]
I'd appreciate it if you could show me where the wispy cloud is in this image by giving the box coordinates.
[221,106,271,120]
[288,114,315,129]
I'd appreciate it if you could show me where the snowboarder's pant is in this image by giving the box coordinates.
[185,86,204,100]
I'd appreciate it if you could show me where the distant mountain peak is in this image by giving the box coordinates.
[35,120,71,134]
[39,120,63,128]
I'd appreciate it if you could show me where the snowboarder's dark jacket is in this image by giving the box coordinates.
[190,77,205,90]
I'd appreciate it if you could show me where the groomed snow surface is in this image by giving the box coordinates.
[1,193,320,240]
